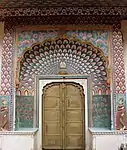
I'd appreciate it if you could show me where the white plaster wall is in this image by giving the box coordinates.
[90,131,127,150]
[38,76,88,149]
[0,133,35,150]
[34,131,39,150]
[87,130,93,150]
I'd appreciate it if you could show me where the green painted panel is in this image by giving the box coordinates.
[15,96,34,129]
[92,95,111,128]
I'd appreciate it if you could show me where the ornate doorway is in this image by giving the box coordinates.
[42,82,85,149]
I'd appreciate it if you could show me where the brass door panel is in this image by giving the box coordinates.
[43,84,62,149]
[65,83,84,149]
[42,82,85,150]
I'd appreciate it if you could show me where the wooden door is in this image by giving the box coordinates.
[42,82,85,149]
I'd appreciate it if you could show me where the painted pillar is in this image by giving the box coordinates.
[121,20,127,110]
[121,21,127,91]
[0,24,14,130]
[112,23,126,129]
[0,22,4,92]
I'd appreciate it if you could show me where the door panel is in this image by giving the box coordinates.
[43,84,62,149]
[44,110,60,121]
[66,122,83,134]
[66,96,83,108]
[66,135,83,148]
[43,135,61,149]
[66,110,83,121]
[42,82,85,149]
[65,83,84,149]
[45,122,60,134]
[44,97,60,108]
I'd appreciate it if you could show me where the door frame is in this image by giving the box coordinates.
[35,75,92,149]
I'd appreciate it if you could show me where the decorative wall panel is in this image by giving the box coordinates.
[112,30,126,94]
[0,29,14,130]
[15,96,34,129]
[18,30,109,57]
[92,95,111,128]
[112,27,126,128]
[0,29,13,96]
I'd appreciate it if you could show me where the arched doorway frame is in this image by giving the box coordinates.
[14,34,111,131]
[35,75,92,149]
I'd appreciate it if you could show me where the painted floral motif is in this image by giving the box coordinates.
[93,95,111,128]
[67,30,109,56]
[15,96,34,129]
[17,30,109,57]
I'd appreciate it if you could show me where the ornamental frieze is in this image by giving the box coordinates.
[0,7,127,19]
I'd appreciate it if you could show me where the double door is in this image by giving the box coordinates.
[42,82,85,149]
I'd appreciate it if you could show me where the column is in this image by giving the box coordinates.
[112,22,126,130]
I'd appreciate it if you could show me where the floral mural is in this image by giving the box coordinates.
[17,30,109,57]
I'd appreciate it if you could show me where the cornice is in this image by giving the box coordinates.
[0,7,127,18]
